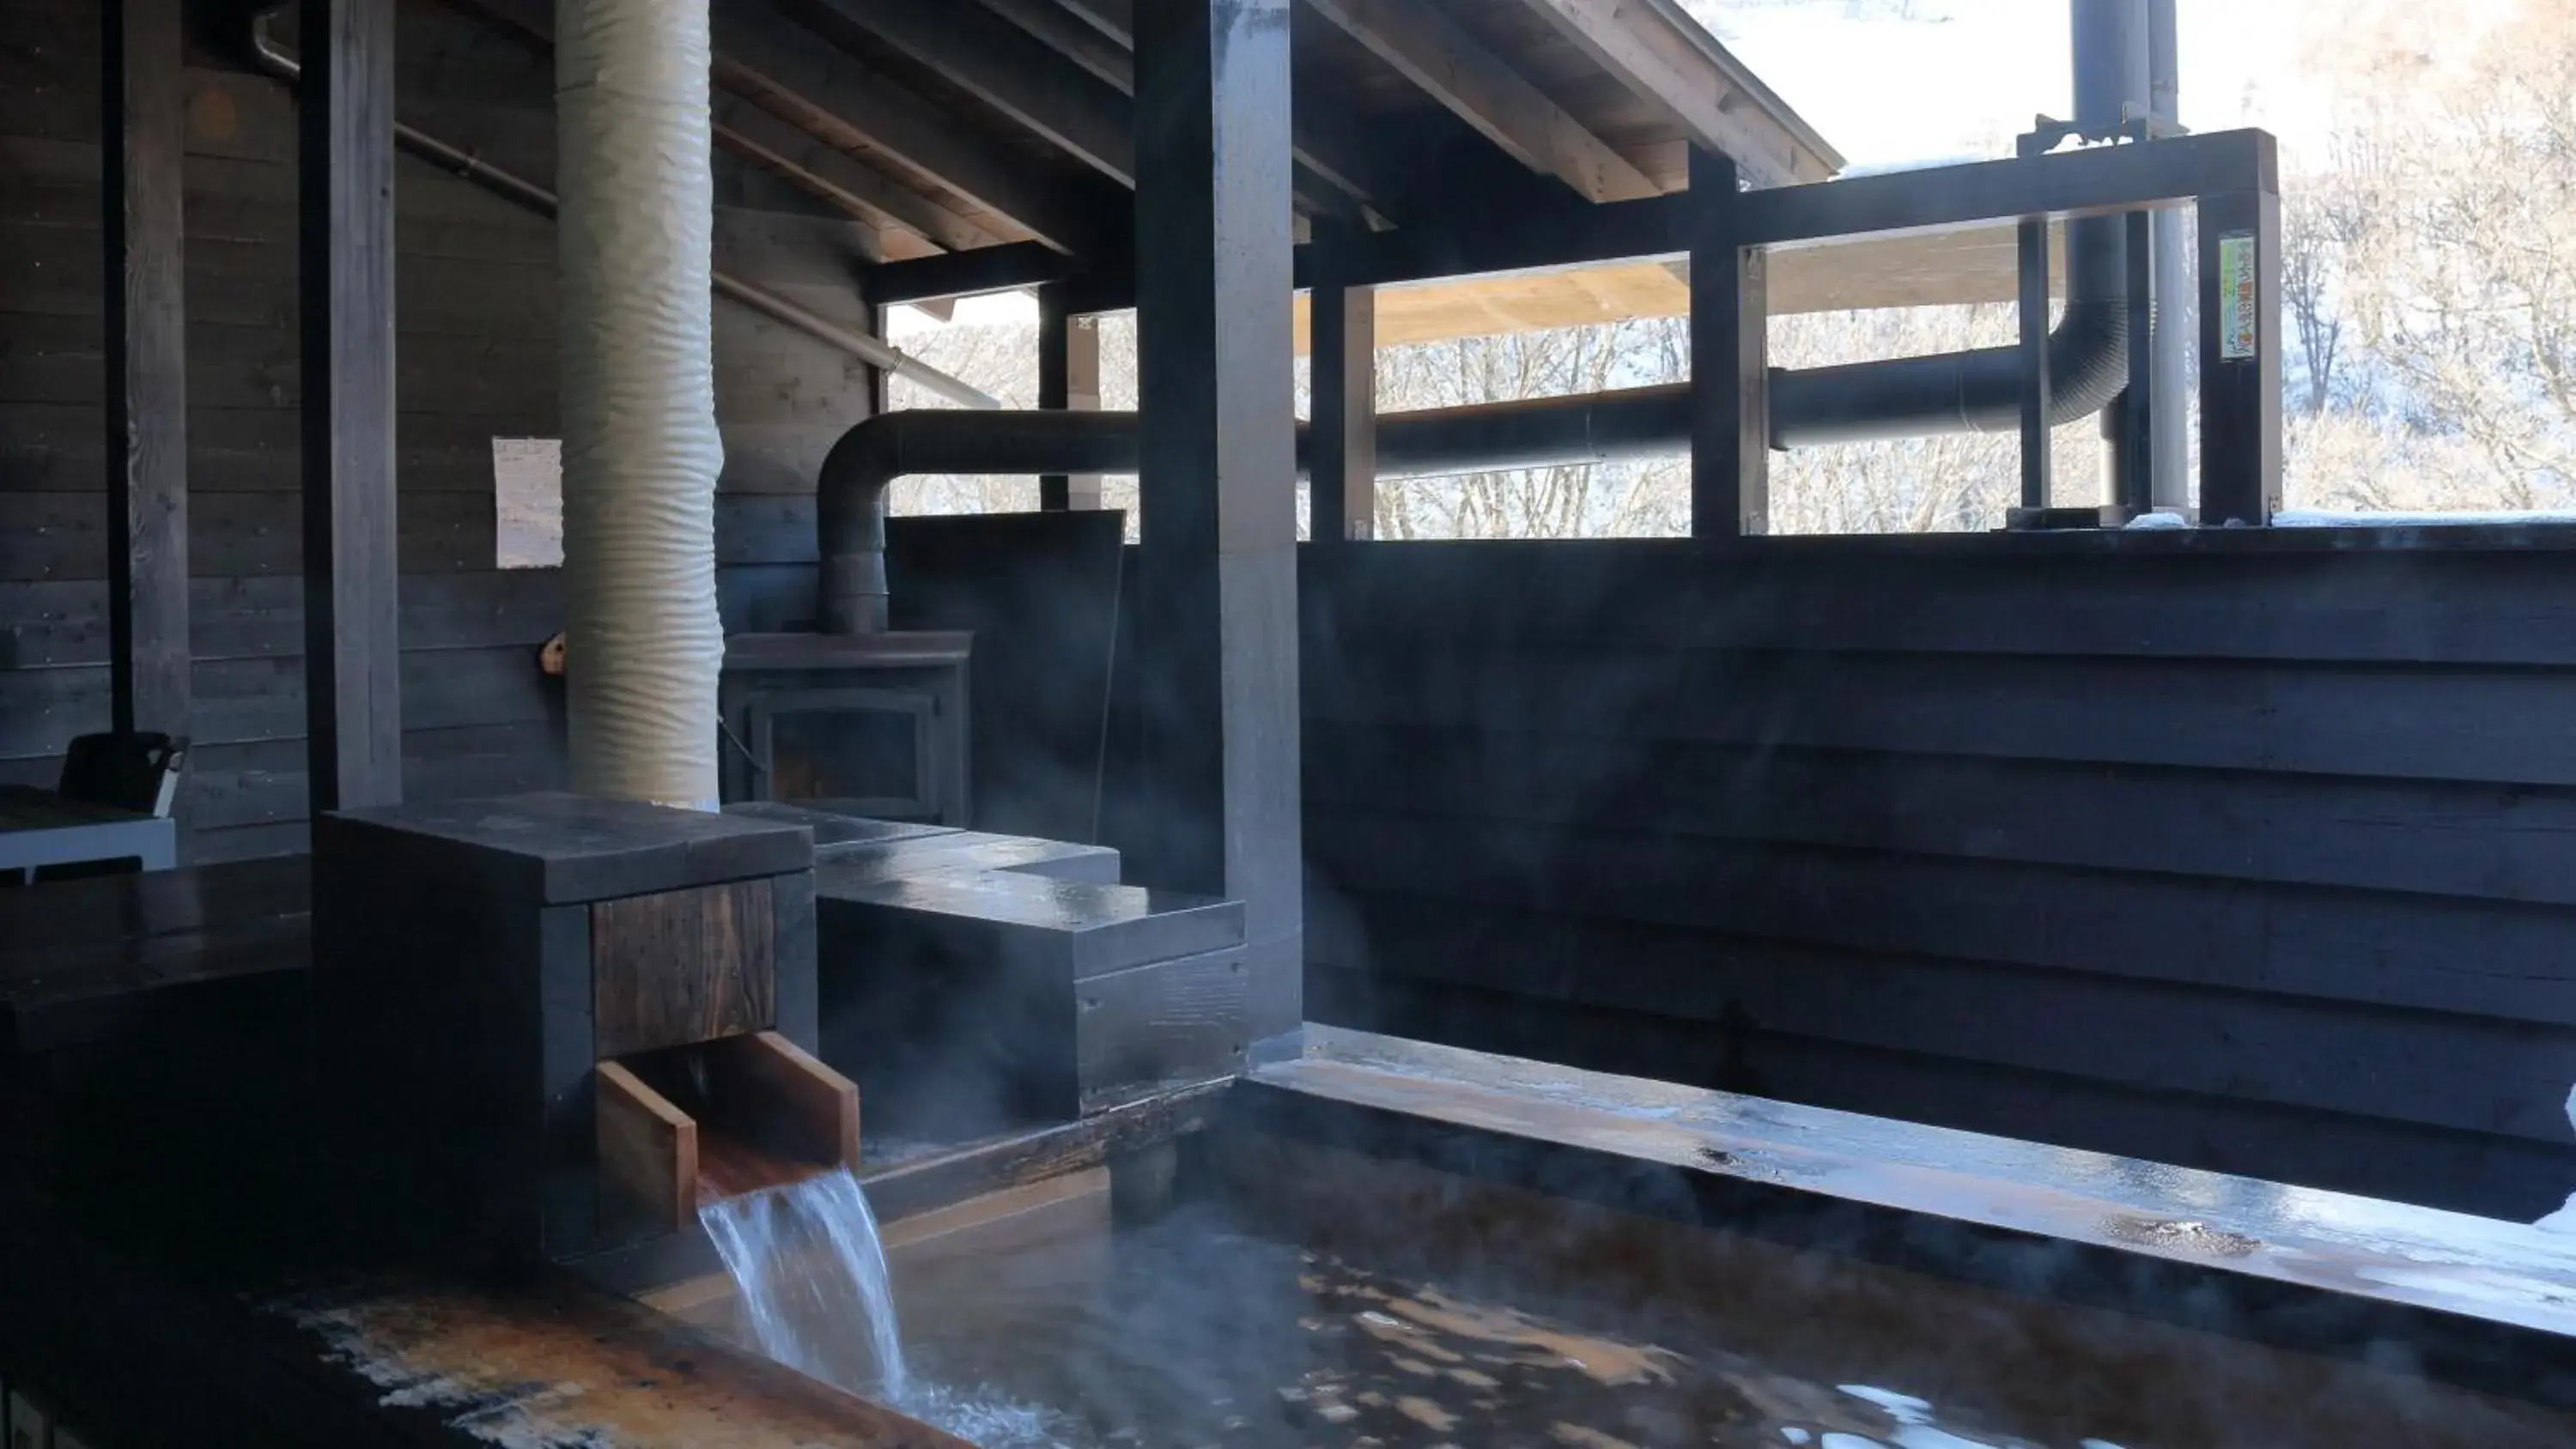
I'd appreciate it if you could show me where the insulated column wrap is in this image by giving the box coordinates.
[555,0,724,808]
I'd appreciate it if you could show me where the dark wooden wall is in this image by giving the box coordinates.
[1302,537,2576,1220]
[0,0,876,861]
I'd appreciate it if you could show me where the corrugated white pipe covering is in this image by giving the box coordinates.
[556,0,724,809]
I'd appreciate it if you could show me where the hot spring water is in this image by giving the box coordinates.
[699,1168,909,1404]
[689,1166,2576,1448]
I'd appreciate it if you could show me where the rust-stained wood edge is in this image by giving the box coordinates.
[1236,1026,2576,1410]
[564,1076,1230,1297]
[596,1059,697,1237]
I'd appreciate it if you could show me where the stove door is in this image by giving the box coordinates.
[735,685,949,821]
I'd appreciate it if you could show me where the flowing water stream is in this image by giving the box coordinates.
[699,1167,909,1404]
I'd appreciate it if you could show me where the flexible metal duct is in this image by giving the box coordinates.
[557,0,725,806]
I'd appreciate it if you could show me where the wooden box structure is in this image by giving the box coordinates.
[312,792,855,1261]
[815,863,1249,1140]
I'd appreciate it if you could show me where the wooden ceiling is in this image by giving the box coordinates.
[442,0,2041,347]
[1287,223,2075,352]
[444,0,1842,269]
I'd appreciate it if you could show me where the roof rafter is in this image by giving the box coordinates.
[709,95,1003,254]
[714,4,1119,253]
[1298,0,1656,203]
[437,0,1040,254]
[794,0,1135,185]
[1508,0,1835,187]
[973,0,1410,222]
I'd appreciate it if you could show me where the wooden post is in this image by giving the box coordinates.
[298,0,403,811]
[1129,0,1302,1052]
[1686,147,1765,538]
[2015,215,2054,512]
[2197,185,2283,526]
[101,0,189,743]
[1308,226,1376,543]
[2119,207,2156,517]
[1037,283,1103,510]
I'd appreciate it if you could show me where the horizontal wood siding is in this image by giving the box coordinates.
[1300,540,2576,1220]
[0,0,877,857]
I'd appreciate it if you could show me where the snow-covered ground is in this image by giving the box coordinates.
[2127,509,2576,530]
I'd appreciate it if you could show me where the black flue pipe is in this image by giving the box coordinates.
[1775,0,2142,446]
[811,389,1695,631]
[817,0,2149,631]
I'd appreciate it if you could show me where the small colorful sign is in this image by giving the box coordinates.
[2217,232,2258,361]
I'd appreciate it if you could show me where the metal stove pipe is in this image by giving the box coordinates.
[811,389,1694,632]
[1771,0,2145,446]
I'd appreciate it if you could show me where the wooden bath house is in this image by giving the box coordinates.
[4,0,2576,1446]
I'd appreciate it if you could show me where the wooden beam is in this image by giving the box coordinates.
[996,0,1410,222]
[1509,0,1810,188]
[1299,0,1656,203]
[101,0,190,744]
[712,4,1113,253]
[1129,0,1302,1050]
[710,96,996,254]
[1054,0,1134,41]
[298,0,402,812]
[866,239,1096,305]
[1687,148,1765,539]
[1308,228,1376,543]
[442,0,991,258]
[804,0,1135,185]
[1036,284,1103,511]
[981,0,1135,88]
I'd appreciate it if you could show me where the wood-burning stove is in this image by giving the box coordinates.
[719,631,972,824]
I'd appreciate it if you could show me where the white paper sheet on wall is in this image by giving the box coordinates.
[493,437,564,569]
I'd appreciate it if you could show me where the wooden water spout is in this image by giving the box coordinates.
[311,792,839,1260]
[598,1030,862,1234]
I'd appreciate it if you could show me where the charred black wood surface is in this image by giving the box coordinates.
[0,0,879,858]
[1299,540,2576,1220]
